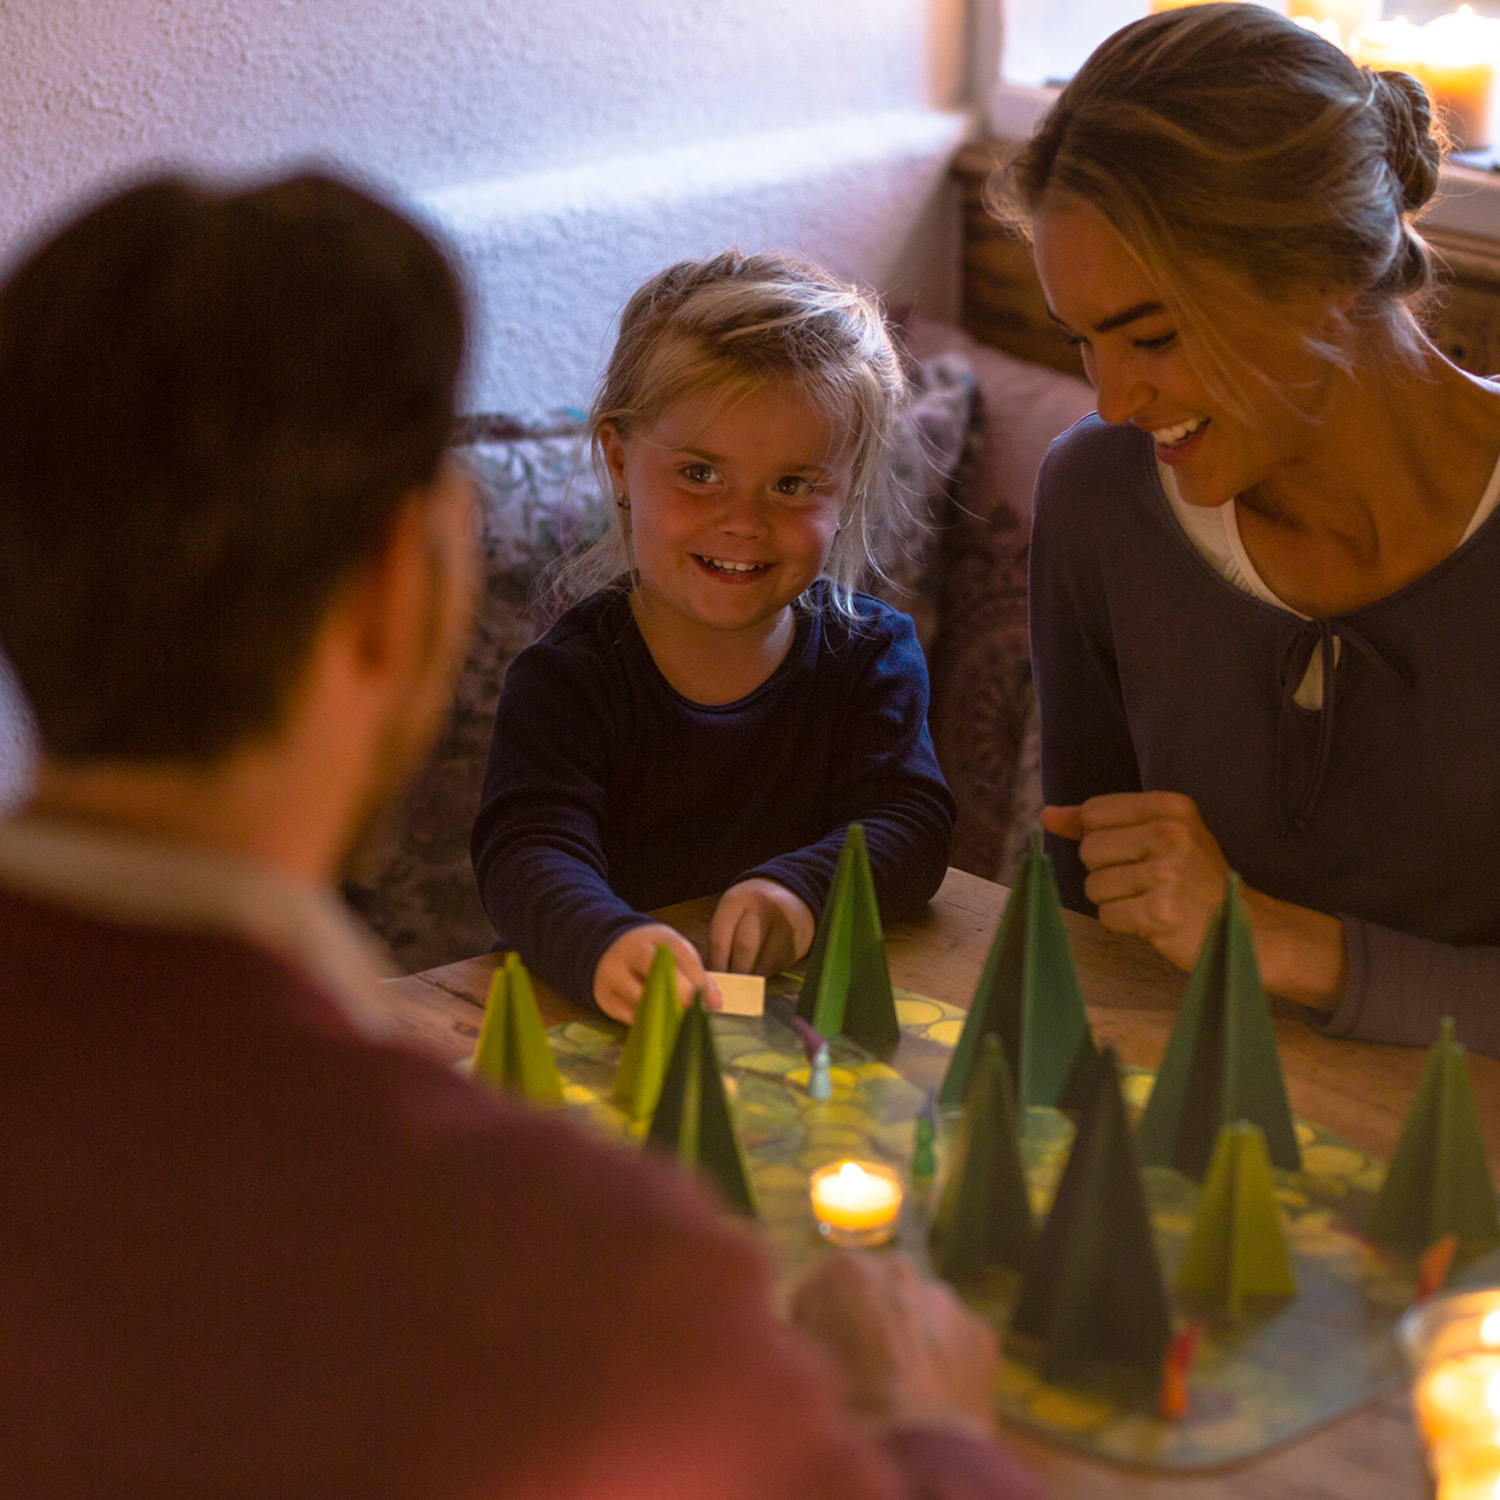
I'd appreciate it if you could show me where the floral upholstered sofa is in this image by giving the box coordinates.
[0,318,1093,977]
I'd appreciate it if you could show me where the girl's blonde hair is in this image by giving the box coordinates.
[556,249,907,616]
[993,2,1445,417]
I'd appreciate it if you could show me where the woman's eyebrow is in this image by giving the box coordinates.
[1046,300,1167,334]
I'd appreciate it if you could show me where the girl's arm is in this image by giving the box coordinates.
[471,641,706,1016]
[738,602,956,929]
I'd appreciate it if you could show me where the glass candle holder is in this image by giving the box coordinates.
[1401,1289,1500,1499]
[809,1159,903,1247]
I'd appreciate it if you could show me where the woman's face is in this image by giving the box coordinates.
[1032,194,1339,508]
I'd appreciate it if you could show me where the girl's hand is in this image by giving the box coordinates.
[708,878,815,976]
[1041,793,1346,1008]
[592,923,720,1024]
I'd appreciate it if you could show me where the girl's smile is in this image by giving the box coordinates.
[600,379,850,700]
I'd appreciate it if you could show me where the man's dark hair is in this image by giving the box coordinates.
[0,171,466,762]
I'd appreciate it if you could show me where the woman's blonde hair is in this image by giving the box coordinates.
[994,2,1445,416]
[555,249,907,616]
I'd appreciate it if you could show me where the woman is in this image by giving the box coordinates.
[1003,2,1500,1056]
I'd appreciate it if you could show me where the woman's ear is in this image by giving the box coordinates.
[598,421,629,495]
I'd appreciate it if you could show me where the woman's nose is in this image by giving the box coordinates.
[1090,351,1154,427]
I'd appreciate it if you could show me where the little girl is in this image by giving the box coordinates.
[471,250,955,1021]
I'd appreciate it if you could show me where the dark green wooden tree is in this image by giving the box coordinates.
[1010,1047,1171,1384]
[647,996,757,1217]
[1135,874,1300,1180]
[938,828,1095,1112]
[1365,1017,1500,1262]
[930,1035,1034,1286]
[797,823,899,1052]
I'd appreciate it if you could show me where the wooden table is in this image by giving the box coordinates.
[378,867,1500,1500]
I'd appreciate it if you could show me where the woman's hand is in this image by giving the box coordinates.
[708,878,815,976]
[592,922,720,1024]
[1042,792,1347,1009]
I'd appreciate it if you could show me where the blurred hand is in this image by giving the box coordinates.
[708,878,815,976]
[1042,792,1230,970]
[592,922,720,1024]
[790,1252,996,1433]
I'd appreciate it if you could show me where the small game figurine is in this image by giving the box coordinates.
[1365,1016,1500,1263]
[1010,1047,1171,1386]
[1175,1121,1297,1319]
[911,1112,936,1182]
[939,828,1096,1113]
[808,1042,833,1101]
[471,952,564,1107]
[796,823,899,1051]
[612,944,683,1121]
[1135,873,1300,1180]
[930,1036,1033,1286]
[647,995,757,1217]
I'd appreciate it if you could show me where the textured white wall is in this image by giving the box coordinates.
[0,0,977,793]
[0,0,975,410]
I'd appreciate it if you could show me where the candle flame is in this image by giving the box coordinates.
[1484,1309,1500,1347]
[838,1160,867,1184]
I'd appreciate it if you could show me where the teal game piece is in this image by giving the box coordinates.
[1135,873,1300,1181]
[1365,1017,1500,1261]
[796,823,899,1052]
[930,1036,1034,1286]
[808,1042,832,1101]
[647,996,757,1217]
[612,945,683,1120]
[939,828,1096,1112]
[1010,1047,1171,1384]
[471,953,564,1107]
[911,1113,937,1182]
[1175,1121,1297,1320]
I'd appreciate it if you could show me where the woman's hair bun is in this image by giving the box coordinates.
[1371,68,1443,214]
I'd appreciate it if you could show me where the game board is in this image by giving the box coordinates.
[537,981,1497,1471]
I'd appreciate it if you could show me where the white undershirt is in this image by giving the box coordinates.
[1160,448,1500,709]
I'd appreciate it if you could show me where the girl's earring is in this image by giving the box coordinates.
[615,493,630,511]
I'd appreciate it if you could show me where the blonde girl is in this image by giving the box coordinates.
[471,250,955,1021]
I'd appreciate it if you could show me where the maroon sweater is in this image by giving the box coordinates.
[0,881,1041,1499]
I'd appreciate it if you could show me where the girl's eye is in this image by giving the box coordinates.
[1133,332,1178,352]
[772,475,817,499]
[680,463,719,485]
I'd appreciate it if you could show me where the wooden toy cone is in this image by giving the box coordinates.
[1365,1017,1500,1261]
[1010,1047,1172,1384]
[940,827,1096,1111]
[1135,873,1300,1180]
[472,953,564,1107]
[612,944,683,1120]
[931,1034,1035,1285]
[1175,1121,1297,1320]
[796,823,899,1051]
[647,997,757,1216]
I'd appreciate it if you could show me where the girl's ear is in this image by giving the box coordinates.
[598,421,629,493]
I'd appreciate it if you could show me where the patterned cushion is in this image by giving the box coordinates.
[902,316,1095,884]
[346,359,977,974]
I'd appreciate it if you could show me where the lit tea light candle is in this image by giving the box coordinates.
[1422,6,1500,152]
[1349,15,1427,73]
[1402,1290,1500,1500]
[1290,0,1380,48]
[809,1159,903,1247]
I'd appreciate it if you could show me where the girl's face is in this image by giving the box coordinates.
[1032,194,1340,508]
[600,379,851,647]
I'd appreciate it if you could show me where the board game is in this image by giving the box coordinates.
[530,980,1498,1471]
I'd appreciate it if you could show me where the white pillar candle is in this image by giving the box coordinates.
[1422,6,1500,152]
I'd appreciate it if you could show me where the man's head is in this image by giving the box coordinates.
[0,172,467,766]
